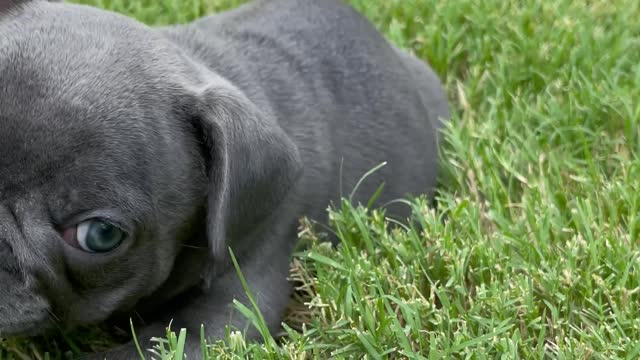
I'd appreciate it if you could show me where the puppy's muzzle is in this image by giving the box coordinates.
[0,240,51,337]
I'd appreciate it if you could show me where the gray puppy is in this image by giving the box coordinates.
[0,0,449,358]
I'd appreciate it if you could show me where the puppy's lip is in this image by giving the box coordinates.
[0,284,54,337]
[0,316,53,338]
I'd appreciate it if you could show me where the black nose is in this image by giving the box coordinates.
[0,240,19,274]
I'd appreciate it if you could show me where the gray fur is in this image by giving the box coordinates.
[0,0,449,358]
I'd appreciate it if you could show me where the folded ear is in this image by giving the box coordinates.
[185,75,302,273]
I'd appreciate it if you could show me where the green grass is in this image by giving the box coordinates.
[2,0,640,358]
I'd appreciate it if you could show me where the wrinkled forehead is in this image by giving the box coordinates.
[0,106,156,210]
[0,2,190,200]
[0,1,199,110]
[0,54,160,204]
[0,53,158,198]
[0,1,183,99]
[1,12,156,102]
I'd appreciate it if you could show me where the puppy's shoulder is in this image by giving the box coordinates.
[187,0,374,42]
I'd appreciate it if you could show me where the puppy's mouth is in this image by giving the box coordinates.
[0,315,53,338]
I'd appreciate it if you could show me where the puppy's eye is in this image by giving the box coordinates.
[64,219,126,254]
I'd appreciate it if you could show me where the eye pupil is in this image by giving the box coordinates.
[95,222,115,237]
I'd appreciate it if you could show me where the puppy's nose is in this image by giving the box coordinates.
[0,239,19,274]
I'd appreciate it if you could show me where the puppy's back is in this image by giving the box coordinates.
[166,0,449,221]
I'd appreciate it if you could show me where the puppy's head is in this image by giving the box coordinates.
[0,0,301,336]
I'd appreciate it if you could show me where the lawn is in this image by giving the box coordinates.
[2,0,640,358]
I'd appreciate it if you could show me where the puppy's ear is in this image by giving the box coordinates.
[186,75,302,273]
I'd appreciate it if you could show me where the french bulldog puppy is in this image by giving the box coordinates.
[0,0,449,358]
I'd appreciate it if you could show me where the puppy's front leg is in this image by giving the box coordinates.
[85,232,294,360]
[154,244,293,359]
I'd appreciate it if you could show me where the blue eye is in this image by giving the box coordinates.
[76,219,126,254]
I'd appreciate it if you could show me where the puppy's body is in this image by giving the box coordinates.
[0,0,448,358]
[167,0,447,219]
